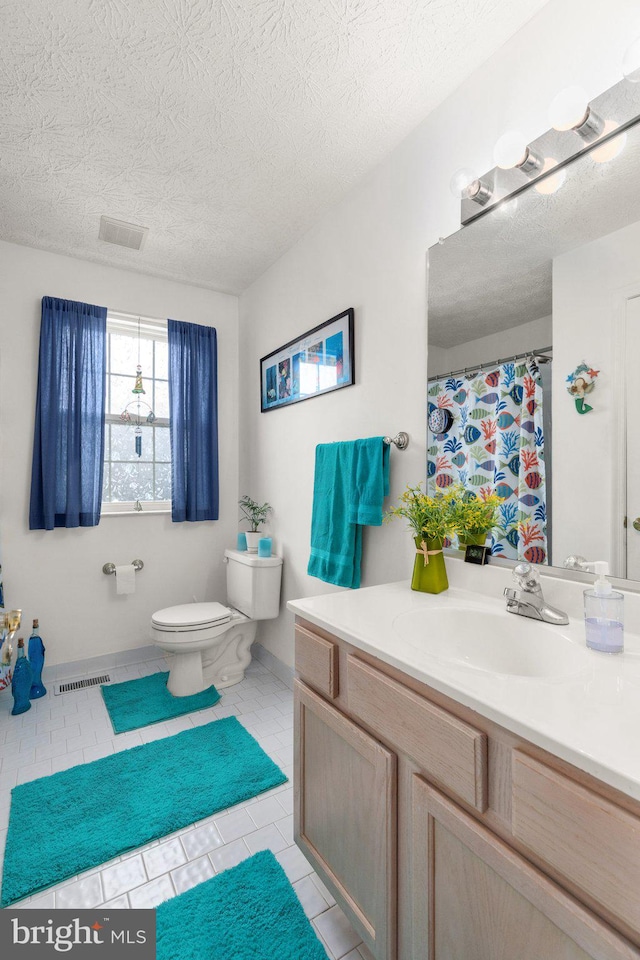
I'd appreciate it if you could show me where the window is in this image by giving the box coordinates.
[102,313,171,514]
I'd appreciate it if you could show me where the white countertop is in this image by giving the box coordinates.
[288,564,640,802]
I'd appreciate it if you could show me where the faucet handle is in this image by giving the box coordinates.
[512,562,540,591]
[564,555,589,571]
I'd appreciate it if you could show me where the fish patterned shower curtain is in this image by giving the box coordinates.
[427,359,548,563]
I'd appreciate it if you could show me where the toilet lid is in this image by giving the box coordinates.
[152,602,231,629]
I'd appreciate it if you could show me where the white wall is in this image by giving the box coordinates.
[553,219,640,571]
[239,0,640,668]
[427,315,552,380]
[0,242,239,665]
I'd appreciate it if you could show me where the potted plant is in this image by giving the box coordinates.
[239,495,272,553]
[385,483,458,593]
[448,485,502,548]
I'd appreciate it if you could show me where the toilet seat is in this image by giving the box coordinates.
[152,602,231,633]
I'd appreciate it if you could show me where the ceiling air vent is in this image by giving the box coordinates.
[99,216,148,251]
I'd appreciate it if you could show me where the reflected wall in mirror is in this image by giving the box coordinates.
[427,108,640,582]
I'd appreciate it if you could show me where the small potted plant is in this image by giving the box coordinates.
[385,483,458,593]
[449,485,502,548]
[239,495,272,553]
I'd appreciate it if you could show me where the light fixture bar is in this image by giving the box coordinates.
[460,76,640,225]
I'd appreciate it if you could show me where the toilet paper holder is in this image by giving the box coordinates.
[103,559,144,576]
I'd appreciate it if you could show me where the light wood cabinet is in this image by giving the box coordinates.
[295,623,339,699]
[412,776,637,960]
[347,654,488,812]
[293,618,640,960]
[294,679,397,960]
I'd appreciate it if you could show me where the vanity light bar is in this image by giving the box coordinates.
[460,77,640,225]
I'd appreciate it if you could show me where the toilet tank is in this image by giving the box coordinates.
[224,549,283,620]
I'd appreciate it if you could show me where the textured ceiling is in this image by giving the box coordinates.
[2,0,550,294]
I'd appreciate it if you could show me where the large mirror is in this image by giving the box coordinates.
[427,115,640,581]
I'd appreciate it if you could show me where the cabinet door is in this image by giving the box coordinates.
[294,679,397,960]
[411,775,639,960]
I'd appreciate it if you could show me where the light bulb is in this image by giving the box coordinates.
[534,158,566,195]
[449,167,479,199]
[549,86,590,131]
[548,86,604,142]
[622,37,640,82]
[493,132,528,169]
[590,121,627,163]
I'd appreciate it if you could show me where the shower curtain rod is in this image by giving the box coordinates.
[429,346,553,383]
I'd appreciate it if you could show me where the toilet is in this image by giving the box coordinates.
[151,549,283,697]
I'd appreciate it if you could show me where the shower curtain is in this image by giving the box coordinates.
[427,358,548,563]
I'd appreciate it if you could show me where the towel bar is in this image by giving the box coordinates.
[383,432,409,450]
[102,559,144,575]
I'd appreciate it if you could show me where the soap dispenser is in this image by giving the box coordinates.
[583,561,624,653]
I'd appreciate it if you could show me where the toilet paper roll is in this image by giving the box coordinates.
[115,564,136,595]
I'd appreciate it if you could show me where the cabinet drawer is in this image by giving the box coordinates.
[512,751,640,934]
[295,625,339,699]
[347,655,487,812]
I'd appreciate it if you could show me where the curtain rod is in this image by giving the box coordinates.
[429,346,553,383]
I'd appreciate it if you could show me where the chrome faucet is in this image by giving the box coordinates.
[504,563,569,625]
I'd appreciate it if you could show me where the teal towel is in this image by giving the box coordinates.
[307,437,389,588]
[350,436,390,525]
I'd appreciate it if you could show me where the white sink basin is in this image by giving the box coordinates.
[392,606,588,678]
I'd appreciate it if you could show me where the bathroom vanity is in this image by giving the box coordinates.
[289,563,640,960]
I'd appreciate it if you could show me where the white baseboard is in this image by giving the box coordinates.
[252,642,294,690]
[51,644,161,683]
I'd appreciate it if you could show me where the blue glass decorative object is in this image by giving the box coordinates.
[28,619,46,699]
[11,638,32,716]
[258,537,272,557]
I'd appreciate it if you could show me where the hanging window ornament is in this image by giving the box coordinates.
[133,365,146,395]
[119,318,156,457]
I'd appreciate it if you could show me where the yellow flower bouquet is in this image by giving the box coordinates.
[386,484,459,593]
[385,483,459,542]
[448,485,502,546]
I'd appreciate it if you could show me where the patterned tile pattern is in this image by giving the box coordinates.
[0,655,369,959]
[1,1,549,293]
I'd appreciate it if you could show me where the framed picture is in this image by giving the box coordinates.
[260,308,354,412]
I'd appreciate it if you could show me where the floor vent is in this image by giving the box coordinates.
[54,674,111,696]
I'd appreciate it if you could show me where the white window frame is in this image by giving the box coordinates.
[102,312,171,516]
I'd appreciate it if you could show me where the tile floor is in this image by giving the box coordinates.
[0,652,369,960]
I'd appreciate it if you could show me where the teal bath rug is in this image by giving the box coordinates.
[156,850,327,960]
[1,717,287,906]
[101,670,221,734]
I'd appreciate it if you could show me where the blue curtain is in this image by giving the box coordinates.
[168,320,219,522]
[29,297,107,530]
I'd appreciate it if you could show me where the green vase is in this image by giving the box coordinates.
[458,532,487,547]
[411,537,449,594]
